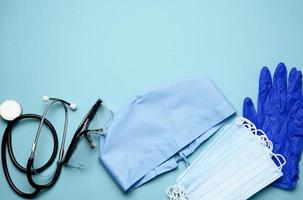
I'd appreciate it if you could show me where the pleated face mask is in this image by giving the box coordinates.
[166,117,286,200]
[99,77,235,191]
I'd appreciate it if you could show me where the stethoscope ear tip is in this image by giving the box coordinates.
[70,103,77,111]
[42,96,50,102]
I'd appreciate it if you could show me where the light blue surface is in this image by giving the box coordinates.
[0,0,303,200]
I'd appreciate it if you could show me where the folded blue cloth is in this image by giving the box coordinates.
[100,77,235,191]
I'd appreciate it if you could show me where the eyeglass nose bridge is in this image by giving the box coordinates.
[83,128,103,149]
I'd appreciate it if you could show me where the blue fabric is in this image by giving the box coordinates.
[243,63,303,190]
[131,124,222,190]
[99,77,235,191]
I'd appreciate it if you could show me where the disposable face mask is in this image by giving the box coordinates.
[166,117,286,200]
[99,77,235,191]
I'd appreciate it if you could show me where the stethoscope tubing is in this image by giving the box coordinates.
[26,99,69,190]
[1,114,58,198]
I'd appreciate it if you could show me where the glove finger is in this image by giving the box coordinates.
[257,67,272,119]
[288,70,303,113]
[289,70,302,99]
[273,62,287,112]
[288,67,297,88]
[243,97,258,126]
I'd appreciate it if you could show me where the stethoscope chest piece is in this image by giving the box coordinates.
[0,99,22,121]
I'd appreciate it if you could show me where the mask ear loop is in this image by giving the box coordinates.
[269,153,287,171]
[166,184,188,200]
[238,117,274,150]
[238,117,257,134]
[256,129,286,170]
[256,130,274,151]
[239,116,286,170]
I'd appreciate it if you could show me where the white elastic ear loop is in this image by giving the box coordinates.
[239,117,257,133]
[240,117,285,169]
[239,117,274,151]
[270,152,287,170]
[236,116,245,125]
[256,130,273,151]
[166,185,188,200]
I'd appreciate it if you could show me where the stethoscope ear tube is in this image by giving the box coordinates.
[1,114,58,199]
[7,115,59,173]
[26,157,62,190]
[25,99,70,191]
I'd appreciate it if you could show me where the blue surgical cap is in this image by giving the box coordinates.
[99,77,235,191]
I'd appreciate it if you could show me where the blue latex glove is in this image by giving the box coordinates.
[243,63,303,190]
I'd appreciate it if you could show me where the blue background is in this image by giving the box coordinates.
[1,0,303,199]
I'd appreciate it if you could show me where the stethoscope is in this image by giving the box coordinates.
[1,97,104,198]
